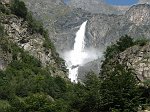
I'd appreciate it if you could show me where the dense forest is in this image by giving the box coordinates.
[0,0,149,112]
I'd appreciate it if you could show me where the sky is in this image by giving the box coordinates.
[64,0,139,6]
[105,0,139,5]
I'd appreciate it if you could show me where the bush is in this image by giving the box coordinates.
[104,35,149,60]
[104,35,134,59]
[26,12,44,34]
[134,38,149,46]
[0,24,4,37]
[100,64,141,111]
[116,35,134,52]
[11,0,27,18]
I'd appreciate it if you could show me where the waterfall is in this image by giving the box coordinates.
[63,21,103,83]
[67,21,88,83]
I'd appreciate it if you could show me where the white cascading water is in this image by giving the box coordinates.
[67,21,88,83]
[63,20,102,83]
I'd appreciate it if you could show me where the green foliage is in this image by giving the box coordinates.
[0,100,11,112]
[100,35,150,111]
[0,35,149,112]
[26,12,44,34]
[141,80,150,105]
[68,66,142,112]
[100,65,141,112]
[116,35,134,52]
[0,37,66,97]
[0,4,10,14]
[104,35,149,60]
[134,38,149,46]
[23,93,53,112]
[11,0,27,18]
[143,80,150,87]
[105,35,134,59]
[0,4,6,13]
[0,23,4,37]
[80,72,102,112]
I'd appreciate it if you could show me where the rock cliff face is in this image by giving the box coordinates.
[22,0,69,30]
[22,0,150,81]
[126,4,150,26]
[54,8,92,52]
[100,42,150,82]
[118,43,150,81]
[78,4,150,81]
[86,4,150,50]
[0,13,67,78]
[85,14,124,49]
[22,0,92,53]
[68,0,129,14]
[23,0,150,52]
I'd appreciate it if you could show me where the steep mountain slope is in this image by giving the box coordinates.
[0,1,67,78]
[22,0,150,81]
[23,0,150,53]
[86,4,150,49]
[23,0,92,53]
[68,0,129,14]
[78,4,150,80]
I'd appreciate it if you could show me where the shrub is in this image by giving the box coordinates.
[26,12,44,34]
[104,35,134,59]
[116,35,134,52]
[11,0,27,18]
[0,24,4,37]
[100,64,141,111]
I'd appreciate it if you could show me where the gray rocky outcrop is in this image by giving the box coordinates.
[0,14,67,78]
[118,43,150,81]
[86,4,150,50]
[100,42,150,82]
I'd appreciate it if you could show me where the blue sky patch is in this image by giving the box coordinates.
[105,0,138,6]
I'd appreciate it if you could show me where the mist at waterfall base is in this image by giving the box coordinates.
[63,21,103,83]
